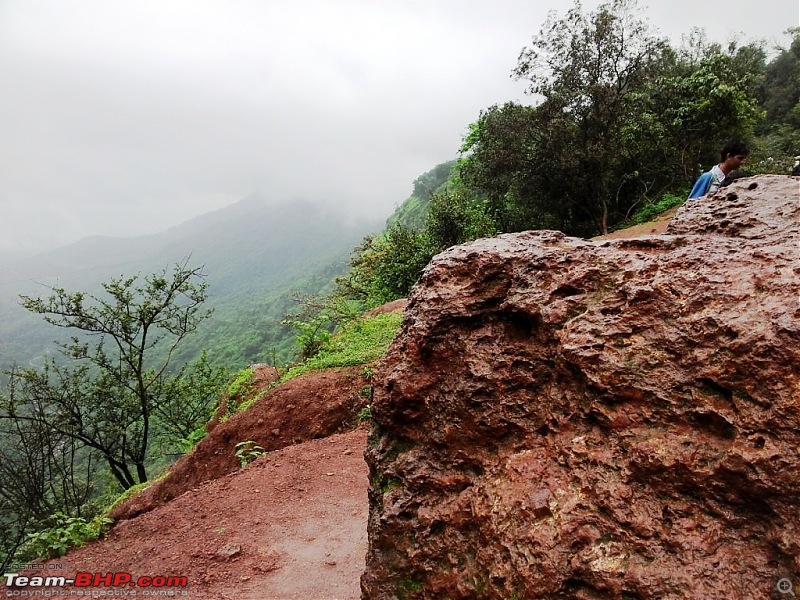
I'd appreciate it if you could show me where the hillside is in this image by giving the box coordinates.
[2,304,406,599]
[1,193,693,599]
[0,194,379,371]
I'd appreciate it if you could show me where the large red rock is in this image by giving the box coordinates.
[362,175,800,599]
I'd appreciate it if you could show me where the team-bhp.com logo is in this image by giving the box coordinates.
[4,573,188,589]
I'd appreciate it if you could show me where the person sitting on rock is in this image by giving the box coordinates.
[688,139,750,199]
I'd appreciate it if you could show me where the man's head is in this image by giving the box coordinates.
[719,139,749,172]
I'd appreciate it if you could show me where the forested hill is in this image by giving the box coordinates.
[0,193,380,372]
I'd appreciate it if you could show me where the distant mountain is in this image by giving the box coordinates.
[0,194,380,372]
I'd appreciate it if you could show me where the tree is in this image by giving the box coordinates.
[2,261,213,490]
[754,29,800,164]
[412,161,457,203]
[388,161,458,231]
[0,395,96,570]
[761,28,800,129]
[633,37,766,181]
[456,1,768,236]
[424,188,496,253]
[152,350,229,453]
[512,0,669,235]
[457,102,548,232]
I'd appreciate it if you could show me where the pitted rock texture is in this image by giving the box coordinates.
[362,175,800,599]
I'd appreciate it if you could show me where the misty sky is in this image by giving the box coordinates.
[0,0,795,255]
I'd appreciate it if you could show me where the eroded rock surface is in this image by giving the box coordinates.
[363,175,800,599]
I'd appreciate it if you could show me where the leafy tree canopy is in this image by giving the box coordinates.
[3,262,220,491]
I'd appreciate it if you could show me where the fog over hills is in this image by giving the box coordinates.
[0,192,380,372]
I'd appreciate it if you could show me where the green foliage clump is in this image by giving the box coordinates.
[281,312,403,382]
[338,189,496,307]
[611,192,688,231]
[424,189,497,254]
[234,440,265,468]
[217,367,257,423]
[357,405,372,423]
[18,513,112,560]
[387,161,457,231]
[103,480,152,514]
[630,193,686,225]
[337,228,431,308]
[227,367,255,398]
[281,315,332,360]
[756,28,800,155]
[176,426,208,453]
[155,350,230,453]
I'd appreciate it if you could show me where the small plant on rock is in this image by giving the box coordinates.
[357,405,372,423]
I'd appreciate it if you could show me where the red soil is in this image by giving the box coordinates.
[10,430,368,600]
[4,365,373,600]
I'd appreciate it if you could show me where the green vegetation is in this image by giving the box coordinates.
[396,577,424,600]
[281,312,403,382]
[340,5,798,307]
[234,441,265,468]
[337,189,496,308]
[380,477,403,494]
[611,192,688,231]
[628,193,687,225]
[7,261,214,490]
[357,405,372,423]
[176,425,209,454]
[0,263,226,570]
[216,309,401,421]
[102,474,163,514]
[17,513,113,561]
[227,366,255,397]
[387,161,457,231]
[281,315,333,360]
[218,367,256,422]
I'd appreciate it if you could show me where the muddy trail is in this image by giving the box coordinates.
[8,429,369,600]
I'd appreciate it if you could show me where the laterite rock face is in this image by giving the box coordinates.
[362,175,800,599]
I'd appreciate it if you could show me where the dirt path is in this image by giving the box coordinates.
[15,429,369,600]
[592,205,679,240]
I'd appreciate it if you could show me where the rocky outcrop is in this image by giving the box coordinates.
[363,175,800,599]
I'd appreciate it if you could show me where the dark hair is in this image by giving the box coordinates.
[720,139,750,162]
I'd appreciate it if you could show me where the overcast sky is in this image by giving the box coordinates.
[0,0,795,255]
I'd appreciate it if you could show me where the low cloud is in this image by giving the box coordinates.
[0,0,792,254]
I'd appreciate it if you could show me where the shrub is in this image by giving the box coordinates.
[281,312,403,382]
[235,441,265,468]
[614,191,687,231]
[19,513,113,560]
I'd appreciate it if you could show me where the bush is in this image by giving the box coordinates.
[19,513,112,560]
[615,192,687,230]
[234,441,265,468]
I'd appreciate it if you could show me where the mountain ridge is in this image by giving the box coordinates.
[0,192,381,370]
